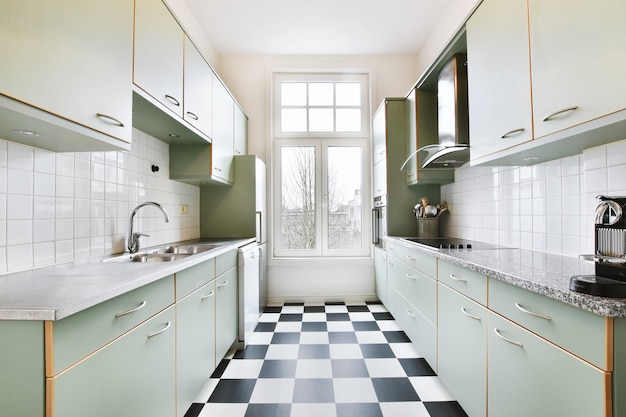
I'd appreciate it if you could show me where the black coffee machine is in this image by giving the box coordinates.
[570,195,626,297]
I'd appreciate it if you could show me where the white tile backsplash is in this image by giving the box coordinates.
[441,137,626,257]
[0,128,200,274]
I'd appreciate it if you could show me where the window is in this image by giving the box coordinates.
[273,73,370,257]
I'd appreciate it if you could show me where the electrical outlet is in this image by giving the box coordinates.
[179,204,189,215]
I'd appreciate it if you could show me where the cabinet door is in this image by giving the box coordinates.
[0,0,133,142]
[488,312,609,417]
[374,246,387,306]
[234,105,248,156]
[394,292,437,371]
[211,77,235,183]
[177,281,216,417]
[52,307,176,417]
[438,284,487,417]
[466,0,533,160]
[529,0,626,138]
[184,37,213,137]
[216,267,238,361]
[373,159,387,198]
[134,0,184,117]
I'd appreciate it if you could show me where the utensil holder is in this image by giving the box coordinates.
[416,217,440,238]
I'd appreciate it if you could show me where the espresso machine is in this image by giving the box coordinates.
[570,196,626,297]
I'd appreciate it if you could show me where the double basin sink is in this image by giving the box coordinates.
[103,243,221,263]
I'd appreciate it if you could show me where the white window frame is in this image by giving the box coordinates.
[272,72,370,258]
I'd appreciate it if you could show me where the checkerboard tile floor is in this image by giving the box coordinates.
[184,302,468,417]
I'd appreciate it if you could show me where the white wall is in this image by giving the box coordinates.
[0,129,200,273]
[441,137,626,257]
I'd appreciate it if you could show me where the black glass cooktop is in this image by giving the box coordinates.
[402,237,513,251]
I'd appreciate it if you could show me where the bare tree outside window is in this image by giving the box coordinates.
[328,147,362,249]
[281,147,316,249]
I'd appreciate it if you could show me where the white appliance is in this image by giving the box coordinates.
[238,242,260,347]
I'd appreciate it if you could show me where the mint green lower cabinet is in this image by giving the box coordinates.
[488,312,609,417]
[176,280,216,417]
[374,246,387,306]
[52,307,176,417]
[216,267,238,362]
[438,283,486,417]
[395,292,437,370]
[0,321,44,417]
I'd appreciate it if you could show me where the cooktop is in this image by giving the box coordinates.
[402,237,513,251]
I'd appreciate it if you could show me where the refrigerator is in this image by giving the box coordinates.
[200,155,268,310]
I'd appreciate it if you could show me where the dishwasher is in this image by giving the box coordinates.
[237,242,260,348]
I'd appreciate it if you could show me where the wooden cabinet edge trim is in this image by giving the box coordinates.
[44,321,54,378]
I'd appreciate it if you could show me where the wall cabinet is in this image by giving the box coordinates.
[184,36,214,138]
[0,0,133,151]
[211,77,236,183]
[234,105,248,156]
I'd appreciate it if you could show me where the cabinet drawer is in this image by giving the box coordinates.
[48,275,175,376]
[438,261,487,305]
[488,278,610,370]
[393,260,436,326]
[395,292,437,371]
[176,258,216,301]
[394,243,437,278]
[216,249,237,276]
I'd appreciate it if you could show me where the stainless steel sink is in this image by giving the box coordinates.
[102,243,222,263]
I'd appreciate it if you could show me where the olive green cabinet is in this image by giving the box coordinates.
[0,0,133,150]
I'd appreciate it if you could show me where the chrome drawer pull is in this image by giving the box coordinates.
[115,300,146,318]
[514,303,552,321]
[217,281,229,288]
[214,167,223,172]
[449,274,467,283]
[461,307,481,321]
[500,127,525,138]
[165,94,181,106]
[186,111,199,120]
[96,113,124,127]
[201,291,215,300]
[542,105,578,122]
[406,309,417,318]
[406,273,417,280]
[406,255,416,260]
[494,328,523,347]
[147,321,171,339]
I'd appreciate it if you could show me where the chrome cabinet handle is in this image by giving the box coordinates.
[406,255,416,261]
[449,274,467,283]
[115,301,146,318]
[406,273,417,280]
[147,321,171,339]
[201,291,215,300]
[96,113,124,127]
[165,94,181,107]
[217,281,229,288]
[500,128,525,138]
[515,303,552,321]
[214,167,222,172]
[235,150,242,155]
[461,307,481,321]
[406,309,417,318]
[542,106,578,122]
[494,328,523,347]
[186,111,199,120]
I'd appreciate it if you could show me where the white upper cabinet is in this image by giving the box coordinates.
[529,0,626,138]
[134,0,184,118]
[211,77,235,183]
[466,0,533,160]
[184,37,213,138]
[0,0,133,150]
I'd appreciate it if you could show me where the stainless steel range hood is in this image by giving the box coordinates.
[420,53,469,169]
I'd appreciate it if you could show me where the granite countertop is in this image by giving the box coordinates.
[0,238,254,321]
[387,236,626,318]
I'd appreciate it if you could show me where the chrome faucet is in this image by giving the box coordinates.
[128,202,170,253]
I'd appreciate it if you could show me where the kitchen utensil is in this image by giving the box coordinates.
[425,205,438,217]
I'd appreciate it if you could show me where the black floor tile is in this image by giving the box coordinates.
[304,305,326,313]
[366,300,384,305]
[399,358,437,376]
[293,379,335,403]
[329,331,358,344]
[271,332,300,344]
[424,401,469,417]
[208,379,257,403]
[183,403,204,417]
[327,313,351,321]
[279,313,303,322]
[210,359,230,378]
[259,360,297,378]
[325,301,346,305]
[302,322,327,332]
[233,345,269,360]
[360,344,396,358]
[336,403,383,417]
[331,359,369,377]
[245,404,291,417]
[347,305,370,312]
[383,330,410,343]
[372,312,394,320]
[284,302,305,306]
[298,344,331,359]
[264,306,282,313]
[353,321,380,331]
[372,377,421,402]
[255,322,277,332]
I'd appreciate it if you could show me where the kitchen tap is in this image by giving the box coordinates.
[128,202,170,253]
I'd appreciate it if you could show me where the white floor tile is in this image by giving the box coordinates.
[409,376,456,402]
[220,359,264,379]
[192,378,219,402]
[265,344,300,360]
[249,378,295,403]
[302,312,326,322]
[259,313,280,322]
[389,342,422,358]
[299,332,330,345]
[326,321,354,332]
[281,305,305,314]
[198,403,248,417]
[380,401,431,417]
[367,304,389,313]
[325,305,349,313]
[248,332,274,345]
[355,331,388,344]
[295,359,333,379]
[274,322,302,332]
[329,344,364,359]
[333,378,378,403]
[349,312,375,321]
[364,358,406,378]
[377,320,403,331]
[291,403,337,417]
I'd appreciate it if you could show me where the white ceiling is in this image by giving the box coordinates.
[183,0,455,55]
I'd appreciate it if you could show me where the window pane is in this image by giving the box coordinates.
[308,83,333,106]
[281,109,307,132]
[336,109,361,132]
[309,108,334,132]
[327,147,362,249]
[281,147,316,250]
[336,83,361,106]
[281,83,307,106]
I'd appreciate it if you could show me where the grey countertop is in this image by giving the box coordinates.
[0,238,254,321]
[387,236,626,318]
